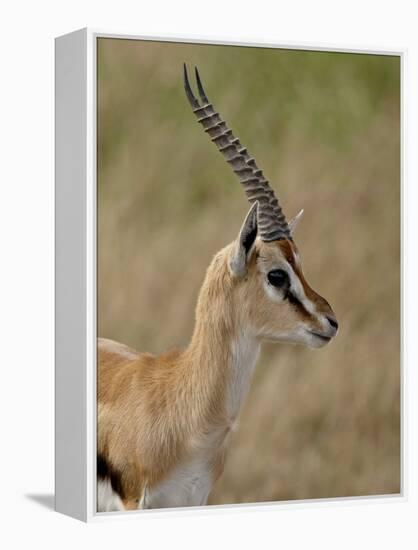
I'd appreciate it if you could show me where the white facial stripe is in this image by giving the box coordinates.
[262,262,314,315]
[284,261,317,316]
[259,245,335,341]
[259,253,318,319]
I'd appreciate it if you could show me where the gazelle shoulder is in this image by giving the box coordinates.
[98,337,141,365]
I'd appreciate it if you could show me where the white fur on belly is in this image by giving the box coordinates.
[144,459,213,509]
[97,479,126,512]
[97,460,212,512]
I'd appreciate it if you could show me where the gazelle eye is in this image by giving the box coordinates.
[267,269,289,288]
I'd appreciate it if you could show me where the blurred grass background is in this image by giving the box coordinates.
[97,39,400,504]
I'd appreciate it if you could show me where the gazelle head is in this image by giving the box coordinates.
[184,66,338,349]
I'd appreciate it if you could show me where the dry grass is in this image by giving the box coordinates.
[97,39,400,504]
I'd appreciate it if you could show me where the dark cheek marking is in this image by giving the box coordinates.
[285,248,321,304]
[276,239,328,311]
[287,291,311,320]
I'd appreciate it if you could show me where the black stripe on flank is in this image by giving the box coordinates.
[97,454,108,478]
[97,454,125,500]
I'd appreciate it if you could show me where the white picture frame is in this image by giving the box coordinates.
[55,28,405,522]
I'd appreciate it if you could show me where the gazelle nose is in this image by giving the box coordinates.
[326,316,339,331]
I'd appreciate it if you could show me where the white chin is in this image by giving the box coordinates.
[264,332,332,349]
[306,333,332,349]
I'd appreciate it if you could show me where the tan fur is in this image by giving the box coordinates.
[98,237,336,509]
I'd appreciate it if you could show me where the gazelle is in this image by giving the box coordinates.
[97,65,338,512]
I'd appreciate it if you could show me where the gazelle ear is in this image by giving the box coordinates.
[230,202,258,277]
[289,209,304,235]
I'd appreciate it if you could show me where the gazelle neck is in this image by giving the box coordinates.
[228,330,260,420]
[185,248,261,426]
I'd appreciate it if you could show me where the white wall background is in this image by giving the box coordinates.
[0,1,416,548]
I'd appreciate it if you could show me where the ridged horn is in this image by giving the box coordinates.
[183,64,291,242]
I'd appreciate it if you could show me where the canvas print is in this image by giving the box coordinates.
[97,39,400,512]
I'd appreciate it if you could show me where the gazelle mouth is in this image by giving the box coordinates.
[308,331,332,342]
